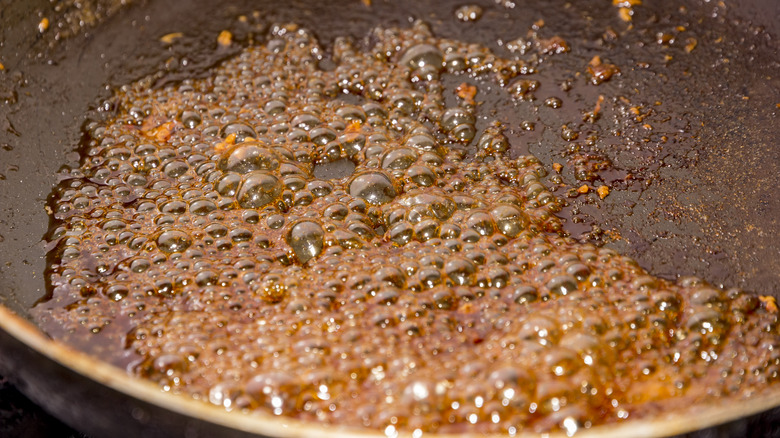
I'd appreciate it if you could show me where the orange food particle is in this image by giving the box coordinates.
[577,185,590,194]
[612,0,642,5]
[539,36,570,55]
[584,94,606,122]
[597,185,610,199]
[759,296,778,313]
[552,163,563,173]
[154,122,176,142]
[160,32,184,44]
[618,7,632,22]
[594,95,605,115]
[587,56,620,85]
[0,62,4,71]
[140,116,166,133]
[685,38,698,53]
[218,30,233,47]
[215,133,238,153]
[345,120,363,133]
[604,229,622,241]
[38,17,50,33]
[361,0,372,6]
[455,82,478,103]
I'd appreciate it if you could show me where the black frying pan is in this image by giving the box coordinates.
[0,0,778,436]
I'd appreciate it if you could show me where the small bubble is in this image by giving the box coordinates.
[237,171,282,208]
[399,44,444,72]
[455,5,483,22]
[219,142,281,174]
[349,171,397,205]
[156,230,192,253]
[544,97,563,109]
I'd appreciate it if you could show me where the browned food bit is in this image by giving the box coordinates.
[685,38,698,53]
[153,122,175,142]
[577,184,590,194]
[215,133,237,153]
[597,185,610,199]
[657,32,675,46]
[587,55,620,85]
[760,296,778,313]
[217,30,233,46]
[584,94,606,122]
[538,36,570,55]
[561,125,579,141]
[618,7,632,22]
[344,120,362,133]
[160,32,184,44]
[552,162,563,173]
[38,17,50,33]
[508,79,539,100]
[594,94,605,114]
[613,0,641,23]
[455,82,478,104]
[612,0,642,5]
[139,114,167,133]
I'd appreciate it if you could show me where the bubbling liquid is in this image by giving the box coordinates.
[37,20,779,435]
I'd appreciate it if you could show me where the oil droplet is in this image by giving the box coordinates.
[287,221,325,264]
[237,172,282,208]
[219,142,281,174]
[156,230,192,253]
[349,171,397,205]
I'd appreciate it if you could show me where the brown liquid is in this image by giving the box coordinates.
[35,20,779,435]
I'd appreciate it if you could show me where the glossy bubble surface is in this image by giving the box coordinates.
[36,18,780,437]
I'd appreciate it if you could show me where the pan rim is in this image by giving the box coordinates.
[1,305,779,438]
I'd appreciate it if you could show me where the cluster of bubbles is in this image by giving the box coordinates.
[38,20,779,435]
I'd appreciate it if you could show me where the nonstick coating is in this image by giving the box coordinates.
[0,0,778,436]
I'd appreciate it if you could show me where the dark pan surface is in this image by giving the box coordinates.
[0,0,778,436]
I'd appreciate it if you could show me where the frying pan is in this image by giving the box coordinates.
[0,0,778,436]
